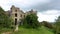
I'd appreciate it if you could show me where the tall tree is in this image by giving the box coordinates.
[55,16,60,34]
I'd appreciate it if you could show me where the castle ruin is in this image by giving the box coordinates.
[7,5,37,26]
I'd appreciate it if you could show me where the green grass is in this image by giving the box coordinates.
[0,27,12,34]
[12,26,54,34]
[0,26,54,34]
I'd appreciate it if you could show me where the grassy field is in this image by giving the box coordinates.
[12,26,54,34]
[0,26,54,34]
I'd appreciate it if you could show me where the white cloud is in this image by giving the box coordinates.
[37,10,60,22]
[42,10,60,15]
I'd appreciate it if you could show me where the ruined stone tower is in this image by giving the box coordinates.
[10,5,25,26]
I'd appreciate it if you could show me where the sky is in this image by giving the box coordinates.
[0,0,60,22]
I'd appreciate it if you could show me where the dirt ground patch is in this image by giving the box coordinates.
[1,32,12,34]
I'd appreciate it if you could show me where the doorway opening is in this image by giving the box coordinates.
[15,18,17,25]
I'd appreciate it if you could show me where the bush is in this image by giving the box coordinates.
[41,21,53,29]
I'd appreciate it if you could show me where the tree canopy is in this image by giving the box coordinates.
[23,14,39,28]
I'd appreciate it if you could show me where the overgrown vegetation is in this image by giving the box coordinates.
[0,7,13,28]
[54,16,60,34]
[23,14,40,29]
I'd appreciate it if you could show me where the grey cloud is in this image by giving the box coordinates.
[28,0,60,11]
